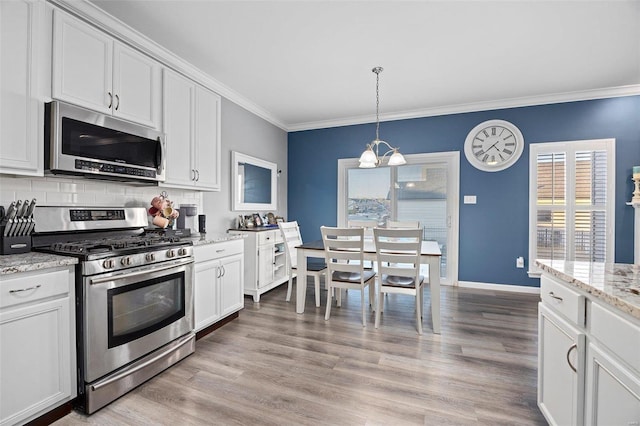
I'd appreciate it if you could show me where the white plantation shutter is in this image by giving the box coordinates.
[529,140,615,275]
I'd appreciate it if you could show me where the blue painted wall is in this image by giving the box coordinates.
[288,96,640,287]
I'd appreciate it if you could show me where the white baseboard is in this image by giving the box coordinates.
[452,280,541,295]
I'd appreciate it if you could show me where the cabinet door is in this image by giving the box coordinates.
[112,42,160,128]
[0,0,44,176]
[538,303,586,426]
[585,343,640,426]
[194,258,220,331]
[193,86,221,190]
[257,245,275,288]
[0,297,72,425]
[220,253,244,317]
[52,10,112,114]
[162,69,195,187]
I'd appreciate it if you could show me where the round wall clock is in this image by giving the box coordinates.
[464,119,524,172]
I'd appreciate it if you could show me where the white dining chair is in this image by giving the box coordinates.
[321,226,376,326]
[373,227,425,334]
[278,221,326,307]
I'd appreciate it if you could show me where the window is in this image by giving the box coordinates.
[338,152,459,284]
[529,139,615,276]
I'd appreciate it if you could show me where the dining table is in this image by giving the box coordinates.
[296,239,442,334]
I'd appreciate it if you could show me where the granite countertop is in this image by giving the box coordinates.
[0,252,78,276]
[229,226,280,232]
[188,233,245,246]
[536,259,640,320]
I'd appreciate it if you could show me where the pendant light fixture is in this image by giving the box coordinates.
[358,66,406,168]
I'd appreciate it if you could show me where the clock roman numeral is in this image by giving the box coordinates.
[483,130,490,138]
[482,154,489,162]
[491,127,496,136]
[503,148,513,155]
[505,142,515,146]
[473,144,482,149]
[475,149,485,156]
[475,136,484,143]
[504,134,514,140]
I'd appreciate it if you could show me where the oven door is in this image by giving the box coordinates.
[83,257,194,383]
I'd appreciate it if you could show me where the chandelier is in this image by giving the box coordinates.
[358,67,406,168]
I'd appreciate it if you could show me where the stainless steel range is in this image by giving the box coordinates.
[32,206,195,414]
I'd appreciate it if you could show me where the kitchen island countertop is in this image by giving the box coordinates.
[536,259,640,320]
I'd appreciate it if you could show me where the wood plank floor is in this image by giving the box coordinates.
[54,281,547,425]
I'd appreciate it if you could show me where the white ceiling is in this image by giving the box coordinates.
[89,0,640,131]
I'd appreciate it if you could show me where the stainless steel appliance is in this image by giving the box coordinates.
[32,207,194,414]
[45,101,166,183]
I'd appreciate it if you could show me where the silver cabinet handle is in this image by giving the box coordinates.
[548,291,563,301]
[566,343,577,372]
[216,266,221,279]
[195,170,200,181]
[108,92,113,108]
[221,265,226,277]
[9,284,41,293]
[115,94,120,110]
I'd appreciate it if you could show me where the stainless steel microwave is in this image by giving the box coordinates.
[45,101,165,183]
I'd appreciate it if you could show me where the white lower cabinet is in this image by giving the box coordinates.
[0,266,76,426]
[585,343,640,425]
[538,273,640,426]
[193,240,244,331]
[538,303,586,426]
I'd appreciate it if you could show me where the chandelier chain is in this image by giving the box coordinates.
[373,67,382,142]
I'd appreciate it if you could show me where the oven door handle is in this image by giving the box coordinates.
[89,259,193,285]
[90,333,194,391]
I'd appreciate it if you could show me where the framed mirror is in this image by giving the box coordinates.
[232,151,278,211]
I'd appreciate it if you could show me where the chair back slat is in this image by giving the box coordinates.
[386,220,421,229]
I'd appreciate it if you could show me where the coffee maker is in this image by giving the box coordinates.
[176,204,198,234]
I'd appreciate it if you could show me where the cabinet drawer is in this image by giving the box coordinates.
[258,230,280,245]
[541,275,585,326]
[0,268,70,309]
[194,239,244,262]
[590,302,640,372]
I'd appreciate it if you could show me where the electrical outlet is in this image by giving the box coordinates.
[516,256,525,268]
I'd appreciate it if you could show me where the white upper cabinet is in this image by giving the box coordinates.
[52,10,160,129]
[162,69,221,191]
[0,0,48,176]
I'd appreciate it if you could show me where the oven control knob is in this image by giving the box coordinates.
[120,257,132,266]
[178,247,188,256]
[102,259,115,269]
[167,249,175,258]
[145,253,156,262]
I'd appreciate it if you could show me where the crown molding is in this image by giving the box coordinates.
[287,84,640,132]
[49,0,289,131]
[47,1,639,134]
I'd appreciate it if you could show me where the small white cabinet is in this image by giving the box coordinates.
[162,69,221,191]
[52,9,160,128]
[0,265,76,426]
[228,229,288,303]
[193,239,244,331]
[0,0,48,176]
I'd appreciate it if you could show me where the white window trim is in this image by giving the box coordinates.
[528,139,616,277]
[337,151,460,285]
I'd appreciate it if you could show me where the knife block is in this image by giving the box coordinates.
[0,225,32,255]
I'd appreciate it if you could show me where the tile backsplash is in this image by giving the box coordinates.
[0,175,203,225]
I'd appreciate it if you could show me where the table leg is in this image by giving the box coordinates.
[296,248,307,314]
[429,257,441,334]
